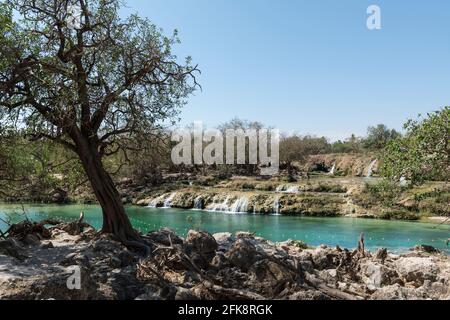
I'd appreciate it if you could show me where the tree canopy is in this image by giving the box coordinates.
[0,0,199,246]
[381,107,450,185]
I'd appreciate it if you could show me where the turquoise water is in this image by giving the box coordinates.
[1,204,449,254]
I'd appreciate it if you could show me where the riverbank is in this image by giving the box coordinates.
[1,220,449,300]
[132,176,449,220]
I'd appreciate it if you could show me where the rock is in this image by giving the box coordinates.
[248,259,295,293]
[411,245,440,254]
[136,198,151,206]
[51,188,68,204]
[213,232,233,244]
[298,260,314,273]
[135,291,162,300]
[289,290,330,300]
[190,252,210,270]
[235,231,255,239]
[210,252,229,269]
[0,238,27,260]
[60,252,90,268]
[395,257,439,286]
[147,228,183,246]
[175,287,198,300]
[40,241,54,249]
[371,284,425,300]
[310,247,339,270]
[360,261,400,288]
[117,250,135,267]
[224,238,261,270]
[23,233,41,246]
[374,248,388,263]
[106,271,146,300]
[186,230,218,254]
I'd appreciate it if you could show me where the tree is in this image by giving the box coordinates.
[217,118,266,175]
[381,107,450,185]
[0,0,199,247]
[331,134,363,153]
[364,124,401,150]
[280,134,331,177]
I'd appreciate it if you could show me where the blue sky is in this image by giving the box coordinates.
[122,0,450,140]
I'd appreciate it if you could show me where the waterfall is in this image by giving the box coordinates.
[276,185,299,194]
[272,196,281,215]
[366,160,378,177]
[329,163,336,175]
[148,198,158,208]
[208,196,249,214]
[229,196,249,214]
[209,196,230,212]
[148,195,164,208]
[193,196,203,210]
[162,193,177,208]
[285,185,299,193]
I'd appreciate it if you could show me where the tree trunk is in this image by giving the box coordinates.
[75,138,140,244]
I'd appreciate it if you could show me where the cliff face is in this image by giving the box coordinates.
[298,154,380,177]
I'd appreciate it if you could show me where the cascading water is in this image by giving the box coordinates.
[207,196,250,213]
[229,196,249,214]
[329,163,336,175]
[162,193,177,208]
[276,185,299,194]
[209,196,230,212]
[148,195,164,208]
[285,185,299,193]
[366,160,378,177]
[272,196,281,215]
[193,196,203,210]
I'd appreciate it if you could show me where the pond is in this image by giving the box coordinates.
[1,204,449,254]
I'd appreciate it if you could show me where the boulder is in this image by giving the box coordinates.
[175,287,198,300]
[371,284,425,300]
[186,230,218,254]
[360,261,400,288]
[50,188,68,204]
[374,248,388,263]
[213,232,233,244]
[224,238,262,270]
[23,233,41,246]
[247,259,295,294]
[309,247,339,270]
[0,238,27,260]
[210,252,229,269]
[395,257,439,286]
[411,245,440,254]
[147,228,184,247]
[235,231,255,239]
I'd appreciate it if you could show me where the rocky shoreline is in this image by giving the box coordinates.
[1,220,449,300]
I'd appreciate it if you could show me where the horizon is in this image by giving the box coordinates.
[120,0,450,141]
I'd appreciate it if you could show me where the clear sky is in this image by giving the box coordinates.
[122,0,450,141]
